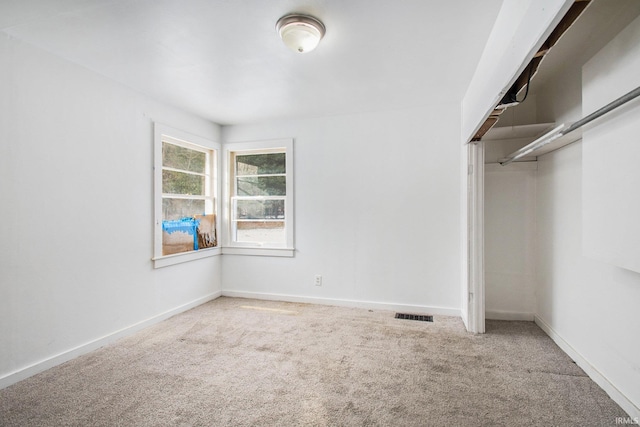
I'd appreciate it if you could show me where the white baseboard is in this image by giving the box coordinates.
[535,315,640,420]
[486,310,535,321]
[0,291,222,390]
[221,290,460,316]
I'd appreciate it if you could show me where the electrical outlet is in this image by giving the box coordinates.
[314,275,322,286]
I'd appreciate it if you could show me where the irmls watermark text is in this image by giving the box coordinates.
[615,417,639,425]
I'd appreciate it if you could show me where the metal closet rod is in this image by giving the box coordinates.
[500,85,640,165]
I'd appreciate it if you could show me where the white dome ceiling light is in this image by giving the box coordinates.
[276,14,326,54]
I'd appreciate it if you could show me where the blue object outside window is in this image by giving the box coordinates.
[162,218,201,250]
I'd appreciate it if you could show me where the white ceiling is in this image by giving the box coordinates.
[0,0,503,125]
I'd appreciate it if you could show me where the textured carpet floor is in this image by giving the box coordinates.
[0,297,626,426]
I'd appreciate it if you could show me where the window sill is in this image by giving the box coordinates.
[221,247,295,257]
[153,247,221,268]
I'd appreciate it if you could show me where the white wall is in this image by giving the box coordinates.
[221,106,462,315]
[484,163,537,320]
[536,64,582,126]
[582,15,640,274]
[0,37,222,387]
[535,17,640,418]
[482,98,539,321]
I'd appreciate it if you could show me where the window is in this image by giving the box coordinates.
[153,124,221,267]
[223,139,294,257]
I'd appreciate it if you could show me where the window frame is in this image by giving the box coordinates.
[153,123,221,268]
[222,139,294,257]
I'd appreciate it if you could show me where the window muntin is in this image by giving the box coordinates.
[231,150,286,244]
[161,139,216,255]
[224,139,294,253]
[161,140,213,221]
[153,123,220,266]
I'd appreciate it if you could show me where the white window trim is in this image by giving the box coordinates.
[152,123,221,268]
[222,138,295,257]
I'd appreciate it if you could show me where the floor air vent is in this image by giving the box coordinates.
[395,313,433,322]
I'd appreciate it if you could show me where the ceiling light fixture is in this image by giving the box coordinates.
[276,13,325,54]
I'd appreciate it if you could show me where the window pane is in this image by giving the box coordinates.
[163,142,206,173]
[163,198,205,220]
[235,199,284,220]
[236,153,285,175]
[236,221,285,244]
[237,176,286,196]
[163,170,205,195]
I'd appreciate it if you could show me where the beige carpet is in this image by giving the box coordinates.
[0,297,626,426]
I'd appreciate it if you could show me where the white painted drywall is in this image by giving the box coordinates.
[582,15,640,274]
[482,98,538,321]
[536,65,583,126]
[0,38,222,385]
[535,16,640,417]
[537,143,640,417]
[221,106,462,314]
[484,163,537,320]
[461,0,572,143]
